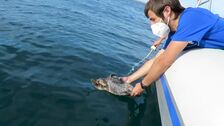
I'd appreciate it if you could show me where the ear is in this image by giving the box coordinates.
[163,6,171,19]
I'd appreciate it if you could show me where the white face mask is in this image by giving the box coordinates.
[151,18,170,38]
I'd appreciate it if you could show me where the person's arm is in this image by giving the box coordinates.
[131,41,188,96]
[123,36,166,83]
[142,41,188,85]
[126,50,164,83]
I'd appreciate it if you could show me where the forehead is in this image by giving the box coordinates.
[148,10,160,19]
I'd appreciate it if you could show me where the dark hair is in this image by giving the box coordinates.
[144,0,185,19]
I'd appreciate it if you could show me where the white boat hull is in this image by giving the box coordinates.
[156,48,224,126]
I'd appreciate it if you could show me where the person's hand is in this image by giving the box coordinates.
[152,36,167,48]
[152,39,162,48]
[120,76,131,84]
[130,83,144,96]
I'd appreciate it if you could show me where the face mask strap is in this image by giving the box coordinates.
[167,17,170,25]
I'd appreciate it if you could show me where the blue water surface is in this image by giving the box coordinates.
[0,0,161,126]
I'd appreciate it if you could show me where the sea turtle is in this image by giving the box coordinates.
[91,74,133,96]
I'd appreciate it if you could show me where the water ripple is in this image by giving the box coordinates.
[0,0,162,125]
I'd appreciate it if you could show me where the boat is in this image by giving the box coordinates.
[156,48,224,126]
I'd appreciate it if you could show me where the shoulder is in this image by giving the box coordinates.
[177,7,219,32]
[182,7,216,17]
[180,7,218,23]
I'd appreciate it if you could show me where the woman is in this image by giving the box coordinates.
[124,0,224,96]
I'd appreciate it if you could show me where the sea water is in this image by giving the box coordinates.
[128,46,156,75]
[0,0,161,125]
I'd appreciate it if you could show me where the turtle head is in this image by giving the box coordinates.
[91,78,109,91]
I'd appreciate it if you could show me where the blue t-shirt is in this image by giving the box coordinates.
[163,7,224,50]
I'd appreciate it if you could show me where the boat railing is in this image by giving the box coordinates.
[196,0,212,10]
